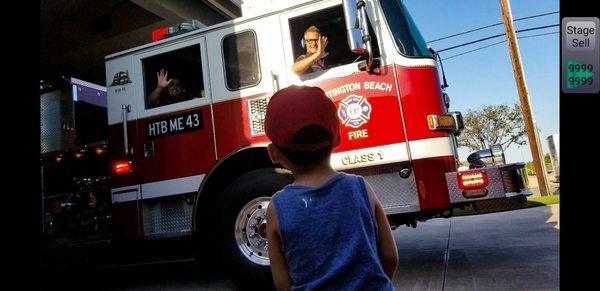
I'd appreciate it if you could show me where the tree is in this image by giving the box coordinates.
[457,103,526,151]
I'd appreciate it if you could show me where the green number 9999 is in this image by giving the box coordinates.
[568,63,593,72]
[568,76,593,86]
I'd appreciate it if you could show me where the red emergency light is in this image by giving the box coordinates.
[113,160,132,174]
[152,27,168,42]
[457,170,488,190]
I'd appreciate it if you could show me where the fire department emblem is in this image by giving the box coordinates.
[338,94,372,128]
[108,70,132,87]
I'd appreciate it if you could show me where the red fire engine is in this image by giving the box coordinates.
[104,0,530,284]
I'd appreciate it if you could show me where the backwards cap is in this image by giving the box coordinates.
[265,85,340,151]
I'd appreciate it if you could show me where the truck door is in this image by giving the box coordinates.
[205,16,286,157]
[106,56,143,240]
[132,37,217,239]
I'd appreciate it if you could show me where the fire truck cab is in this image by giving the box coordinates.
[105,0,531,285]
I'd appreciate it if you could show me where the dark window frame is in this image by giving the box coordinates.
[287,4,380,76]
[141,44,206,110]
[221,29,262,91]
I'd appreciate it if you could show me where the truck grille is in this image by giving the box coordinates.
[248,97,269,136]
[142,195,193,239]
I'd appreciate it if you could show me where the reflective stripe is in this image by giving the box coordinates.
[141,174,205,200]
[331,142,409,171]
[112,186,140,203]
[331,137,454,170]
[111,174,205,202]
[409,137,454,160]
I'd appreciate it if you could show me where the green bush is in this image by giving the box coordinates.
[525,155,553,175]
[525,162,536,175]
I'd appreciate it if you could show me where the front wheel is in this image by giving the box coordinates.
[234,196,272,266]
[214,168,293,288]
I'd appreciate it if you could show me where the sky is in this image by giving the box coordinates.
[402,0,560,163]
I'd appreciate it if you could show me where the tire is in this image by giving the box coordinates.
[213,168,293,289]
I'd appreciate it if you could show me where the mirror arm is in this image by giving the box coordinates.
[357,0,374,72]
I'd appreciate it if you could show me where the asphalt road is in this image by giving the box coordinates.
[41,204,559,290]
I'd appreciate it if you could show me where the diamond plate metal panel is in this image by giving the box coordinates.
[474,196,527,213]
[360,168,420,215]
[445,167,507,203]
[40,91,62,153]
[142,196,193,239]
[40,90,75,153]
[248,97,268,136]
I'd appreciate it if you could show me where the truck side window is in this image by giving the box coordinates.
[288,4,380,75]
[222,30,261,91]
[142,44,205,109]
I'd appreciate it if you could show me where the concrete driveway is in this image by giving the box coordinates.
[41,205,559,290]
[392,204,559,290]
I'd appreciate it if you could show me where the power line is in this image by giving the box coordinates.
[428,11,558,43]
[441,31,558,61]
[436,24,558,53]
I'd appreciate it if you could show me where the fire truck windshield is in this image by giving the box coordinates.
[380,0,432,58]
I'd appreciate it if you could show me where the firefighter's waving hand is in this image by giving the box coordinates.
[156,69,172,88]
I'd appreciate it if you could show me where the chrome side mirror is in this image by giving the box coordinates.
[343,0,367,54]
[343,0,374,71]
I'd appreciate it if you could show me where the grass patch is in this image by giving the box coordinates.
[452,195,559,217]
[526,195,560,207]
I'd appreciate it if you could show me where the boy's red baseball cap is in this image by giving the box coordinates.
[265,85,340,151]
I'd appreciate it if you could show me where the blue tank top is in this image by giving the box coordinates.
[272,173,393,290]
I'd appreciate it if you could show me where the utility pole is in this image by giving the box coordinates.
[499,0,551,196]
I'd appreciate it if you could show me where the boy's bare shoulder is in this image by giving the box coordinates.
[266,200,280,232]
[359,178,381,214]
[266,201,276,218]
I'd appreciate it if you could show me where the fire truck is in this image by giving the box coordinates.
[41,78,112,247]
[104,0,531,285]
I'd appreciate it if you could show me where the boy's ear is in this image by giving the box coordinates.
[267,143,279,164]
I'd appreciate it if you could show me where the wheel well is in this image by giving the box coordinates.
[192,146,276,233]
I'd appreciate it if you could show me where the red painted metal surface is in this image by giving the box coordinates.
[395,65,448,141]
[136,106,217,183]
[111,200,142,240]
[108,120,142,189]
[312,67,406,152]
[212,94,270,159]
[109,106,217,186]
[412,156,457,210]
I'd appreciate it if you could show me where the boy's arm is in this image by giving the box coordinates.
[266,202,292,290]
[365,181,399,280]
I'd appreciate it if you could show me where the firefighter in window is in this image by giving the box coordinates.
[147,69,196,108]
[291,26,329,75]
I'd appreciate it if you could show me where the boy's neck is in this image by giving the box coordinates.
[291,161,338,188]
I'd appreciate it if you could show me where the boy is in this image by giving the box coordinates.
[265,85,398,290]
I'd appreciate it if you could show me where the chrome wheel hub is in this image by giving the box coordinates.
[234,197,271,265]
